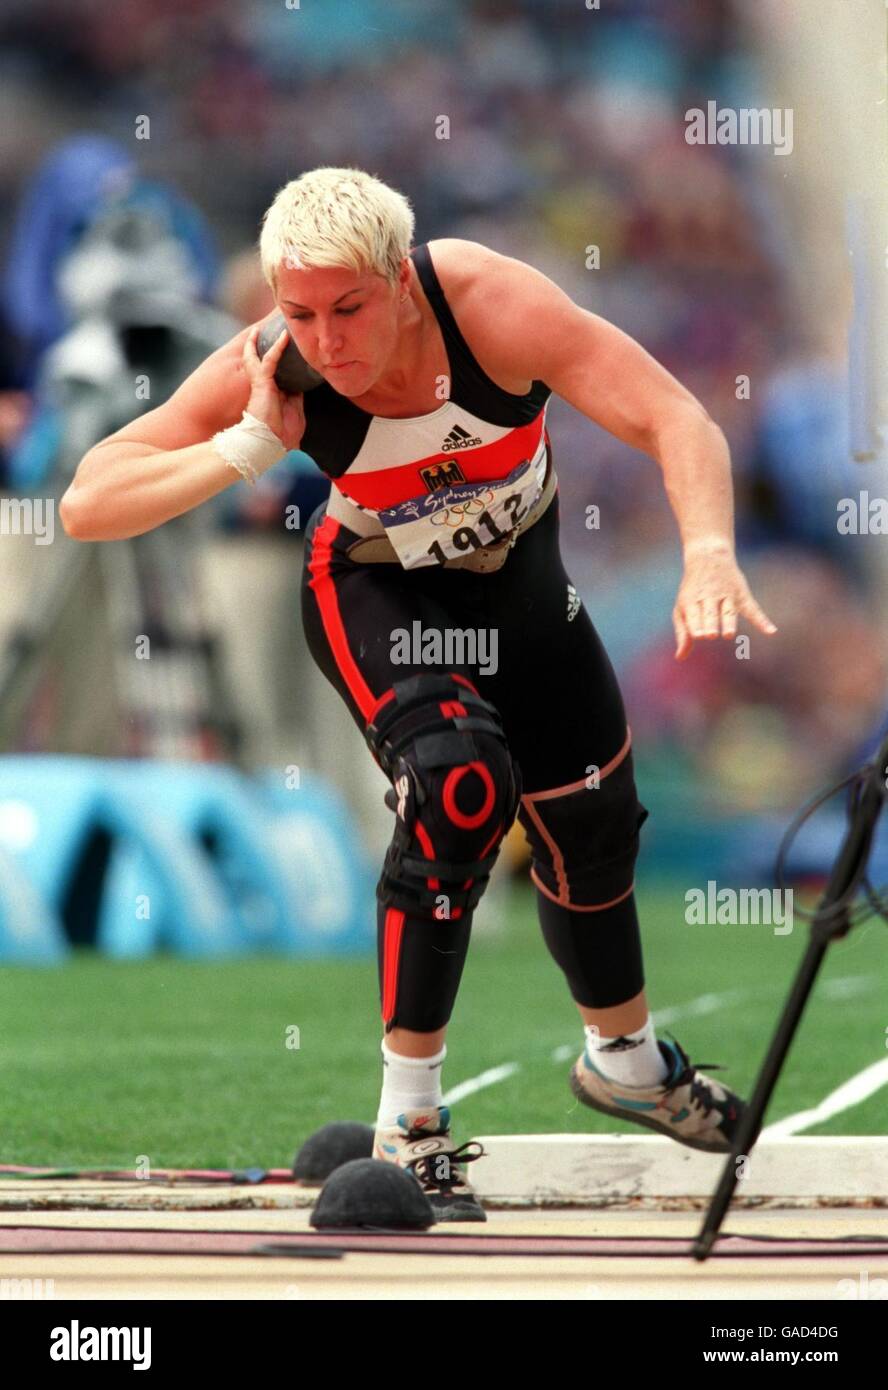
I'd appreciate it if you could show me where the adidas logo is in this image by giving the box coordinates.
[567,583,581,622]
[599,1035,643,1053]
[441,424,482,452]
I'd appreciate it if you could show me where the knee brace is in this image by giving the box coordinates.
[365,673,522,919]
[517,737,649,910]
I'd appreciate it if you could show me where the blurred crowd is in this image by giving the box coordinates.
[0,0,884,820]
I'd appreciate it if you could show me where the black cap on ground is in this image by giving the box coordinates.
[292,1121,375,1182]
[310,1158,436,1231]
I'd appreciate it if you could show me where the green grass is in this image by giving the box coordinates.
[0,881,885,1168]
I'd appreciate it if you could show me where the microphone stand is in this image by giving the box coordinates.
[693,729,888,1260]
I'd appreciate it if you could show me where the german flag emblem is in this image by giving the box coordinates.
[420,460,466,491]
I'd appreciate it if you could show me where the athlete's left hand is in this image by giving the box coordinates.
[673,542,777,660]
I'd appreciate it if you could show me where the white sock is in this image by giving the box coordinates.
[584,1017,670,1087]
[376,1039,447,1128]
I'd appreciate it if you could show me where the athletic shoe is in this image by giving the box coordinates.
[373,1105,487,1222]
[570,1034,746,1154]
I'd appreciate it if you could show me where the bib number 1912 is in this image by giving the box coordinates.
[426,494,526,564]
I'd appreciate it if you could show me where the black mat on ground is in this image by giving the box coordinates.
[1,1226,887,1258]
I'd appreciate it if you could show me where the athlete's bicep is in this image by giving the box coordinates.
[462,250,709,455]
[86,323,257,458]
[541,308,709,454]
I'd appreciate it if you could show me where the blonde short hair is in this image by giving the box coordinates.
[259,167,415,291]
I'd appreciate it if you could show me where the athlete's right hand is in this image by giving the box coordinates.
[242,325,306,452]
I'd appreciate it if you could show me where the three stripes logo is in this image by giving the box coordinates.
[441,423,482,452]
[567,583,581,622]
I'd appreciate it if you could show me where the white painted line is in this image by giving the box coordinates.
[761,1056,888,1138]
[818,973,875,1000]
[365,1061,522,1126]
[443,1063,520,1105]
[369,977,880,1141]
[653,988,748,1028]
[367,976,879,1136]
[439,989,750,1107]
[550,988,747,1063]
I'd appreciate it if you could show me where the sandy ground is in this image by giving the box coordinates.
[1,1192,885,1300]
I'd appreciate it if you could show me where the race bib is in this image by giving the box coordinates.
[374,454,547,570]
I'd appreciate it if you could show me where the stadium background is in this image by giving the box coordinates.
[0,0,885,1167]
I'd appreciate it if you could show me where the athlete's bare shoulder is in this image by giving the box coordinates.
[423,238,513,300]
[422,238,551,390]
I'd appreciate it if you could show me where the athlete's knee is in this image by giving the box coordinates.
[365,672,522,919]
[518,735,649,910]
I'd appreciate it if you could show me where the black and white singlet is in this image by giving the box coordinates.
[299,242,555,570]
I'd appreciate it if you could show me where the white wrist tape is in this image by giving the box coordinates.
[211,411,287,487]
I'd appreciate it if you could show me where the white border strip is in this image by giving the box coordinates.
[467,1135,888,1200]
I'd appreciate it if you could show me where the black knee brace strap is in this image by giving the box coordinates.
[518,746,649,909]
[366,673,522,917]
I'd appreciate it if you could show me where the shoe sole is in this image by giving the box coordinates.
[428,1196,487,1223]
[405,1167,488,1223]
[569,1066,736,1155]
[377,1158,488,1223]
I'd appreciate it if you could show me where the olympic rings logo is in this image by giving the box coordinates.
[430,489,496,527]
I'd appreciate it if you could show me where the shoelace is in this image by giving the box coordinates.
[408,1139,486,1192]
[661,1031,727,1119]
[687,1075,722,1117]
[662,1030,726,1077]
